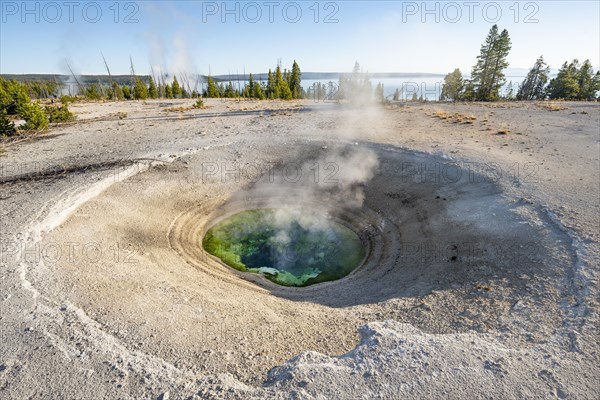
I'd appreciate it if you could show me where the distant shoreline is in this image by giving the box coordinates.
[0,72,447,82]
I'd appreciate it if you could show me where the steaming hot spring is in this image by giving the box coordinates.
[202,208,365,286]
[27,106,581,390]
[32,138,564,382]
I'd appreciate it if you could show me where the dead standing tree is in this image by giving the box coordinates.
[65,60,84,96]
[101,52,117,99]
[129,56,136,90]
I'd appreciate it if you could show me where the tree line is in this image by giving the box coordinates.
[85,75,200,101]
[204,61,303,100]
[78,60,304,101]
[2,60,305,103]
[441,24,600,102]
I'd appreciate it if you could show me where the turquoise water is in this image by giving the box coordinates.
[203,209,365,287]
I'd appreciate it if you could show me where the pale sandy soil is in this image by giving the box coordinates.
[0,99,598,399]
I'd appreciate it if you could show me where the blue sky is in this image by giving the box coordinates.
[1,1,599,75]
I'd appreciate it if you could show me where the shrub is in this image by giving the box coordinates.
[0,79,30,116]
[193,98,204,108]
[0,80,12,111]
[0,109,16,136]
[122,85,132,100]
[0,78,50,131]
[45,104,75,123]
[21,102,49,130]
[60,95,78,105]
[85,84,103,100]
[108,83,124,100]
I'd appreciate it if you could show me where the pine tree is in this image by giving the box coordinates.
[374,82,384,103]
[578,60,600,100]
[111,82,124,100]
[517,56,549,100]
[224,82,235,98]
[486,28,511,99]
[441,68,464,101]
[462,81,476,101]
[266,69,275,99]
[337,62,374,102]
[505,81,515,100]
[337,77,347,100]
[253,82,265,100]
[122,85,132,100]
[343,61,361,99]
[148,76,158,99]
[171,76,182,98]
[274,66,284,99]
[165,83,173,99]
[471,25,512,101]
[247,73,255,98]
[133,78,149,100]
[362,71,372,100]
[547,61,580,99]
[280,80,293,100]
[547,60,600,100]
[290,61,302,99]
[206,77,220,98]
[85,84,102,100]
[471,25,499,100]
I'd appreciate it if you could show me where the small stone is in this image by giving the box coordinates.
[159,391,170,400]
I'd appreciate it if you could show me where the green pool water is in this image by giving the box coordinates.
[202,209,365,287]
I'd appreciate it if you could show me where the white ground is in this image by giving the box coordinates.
[0,99,598,399]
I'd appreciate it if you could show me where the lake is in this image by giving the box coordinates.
[301,76,527,101]
[205,74,528,101]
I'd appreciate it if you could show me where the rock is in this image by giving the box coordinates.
[158,391,169,400]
